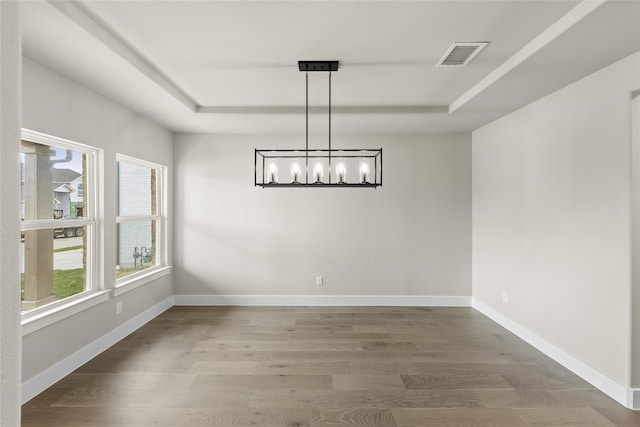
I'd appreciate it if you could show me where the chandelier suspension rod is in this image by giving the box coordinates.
[328,71,332,184]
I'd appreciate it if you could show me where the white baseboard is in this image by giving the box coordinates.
[472,298,638,410]
[173,294,472,307]
[21,296,174,404]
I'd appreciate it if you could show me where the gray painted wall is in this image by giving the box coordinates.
[20,57,174,382]
[472,51,640,386]
[173,133,471,297]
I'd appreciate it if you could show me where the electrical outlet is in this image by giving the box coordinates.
[502,292,509,304]
[316,276,324,286]
[115,301,123,315]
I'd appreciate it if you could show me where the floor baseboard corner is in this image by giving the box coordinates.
[471,298,633,409]
[21,296,174,404]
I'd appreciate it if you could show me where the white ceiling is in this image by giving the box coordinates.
[21,0,640,134]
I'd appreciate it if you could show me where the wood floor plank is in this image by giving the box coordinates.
[547,389,624,408]
[333,374,406,392]
[74,349,198,374]
[178,408,311,426]
[366,390,485,409]
[401,373,513,391]
[406,350,533,364]
[249,389,372,409]
[502,372,593,390]
[316,312,408,320]
[270,350,429,363]
[411,361,548,376]
[514,407,615,426]
[51,372,198,390]
[414,341,533,352]
[194,340,363,352]
[361,341,418,352]
[131,389,252,409]
[191,374,333,391]
[189,349,273,362]
[187,360,259,374]
[289,332,393,341]
[207,332,292,341]
[22,306,634,427]
[392,408,526,426]
[349,361,417,375]
[475,389,558,408]
[49,387,151,407]
[286,324,355,333]
[25,407,312,427]
[295,319,389,327]
[254,360,351,375]
[310,408,397,426]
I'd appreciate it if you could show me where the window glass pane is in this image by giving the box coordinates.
[21,227,87,312]
[21,140,86,220]
[117,162,156,216]
[116,221,157,279]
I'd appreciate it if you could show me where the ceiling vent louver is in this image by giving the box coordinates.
[436,42,489,67]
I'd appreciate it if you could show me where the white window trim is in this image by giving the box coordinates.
[21,218,92,230]
[113,266,172,297]
[20,129,103,331]
[116,215,160,222]
[115,154,168,292]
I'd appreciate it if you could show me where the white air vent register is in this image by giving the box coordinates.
[437,42,489,67]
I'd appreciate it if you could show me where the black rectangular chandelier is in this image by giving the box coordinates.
[255,61,382,188]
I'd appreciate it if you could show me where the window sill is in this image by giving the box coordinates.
[113,266,172,297]
[22,290,110,336]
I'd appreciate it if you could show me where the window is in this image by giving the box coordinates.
[116,155,167,284]
[20,130,99,315]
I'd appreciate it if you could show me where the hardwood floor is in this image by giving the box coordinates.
[22,306,640,426]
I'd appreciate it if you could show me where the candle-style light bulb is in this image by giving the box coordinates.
[336,161,346,184]
[268,162,278,184]
[313,162,324,183]
[290,161,301,184]
[359,161,370,184]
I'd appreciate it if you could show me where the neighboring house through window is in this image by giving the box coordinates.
[52,168,80,219]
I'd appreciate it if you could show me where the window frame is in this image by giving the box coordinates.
[20,129,105,332]
[114,153,168,292]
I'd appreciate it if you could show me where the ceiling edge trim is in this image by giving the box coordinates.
[197,106,449,115]
[48,0,198,113]
[448,0,608,114]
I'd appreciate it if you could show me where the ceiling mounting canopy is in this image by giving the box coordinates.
[298,61,340,72]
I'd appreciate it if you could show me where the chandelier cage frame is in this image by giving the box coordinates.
[254,60,383,188]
